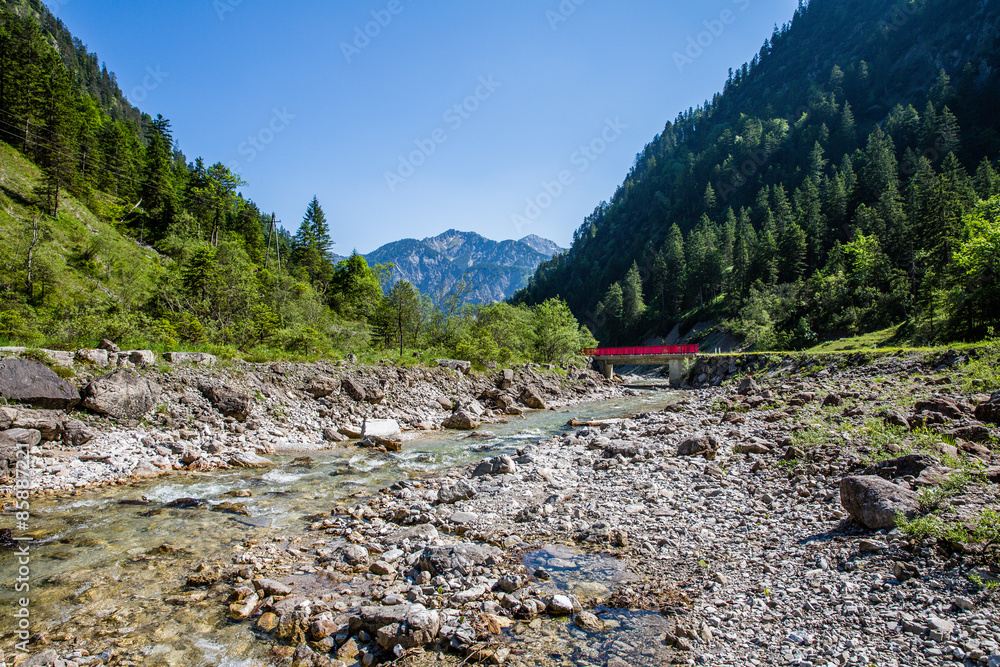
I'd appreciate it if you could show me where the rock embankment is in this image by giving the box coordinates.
[213,349,999,666]
[0,353,621,494]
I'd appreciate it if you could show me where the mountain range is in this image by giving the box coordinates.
[364,230,565,304]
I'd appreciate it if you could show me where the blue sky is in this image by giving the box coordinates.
[51,0,801,254]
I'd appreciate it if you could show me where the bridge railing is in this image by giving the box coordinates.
[582,345,699,357]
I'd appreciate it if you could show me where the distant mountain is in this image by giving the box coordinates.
[365,230,564,304]
[518,234,565,258]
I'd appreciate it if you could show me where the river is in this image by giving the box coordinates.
[1,389,677,666]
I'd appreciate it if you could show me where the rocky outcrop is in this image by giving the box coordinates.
[861,454,941,480]
[356,603,441,653]
[974,391,1000,424]
[0,359,80,410]
[163,352,217,366]
[840,475,920,530]
[81,370,161,420]
[437,359,472,375]
[199,383,254,422]
[518,386,547,410]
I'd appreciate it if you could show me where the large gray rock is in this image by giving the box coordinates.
[303,375,340,398]
[974,391,1000,424]
[229,451,275,468]
[361,419,401,442]
[519,386,548,410]
[342,377,368,402]
[418,543,501,577]
[472,454,517,476]
[498,369,514,390]
[9,409,67,441]
[443,410,481,431]
[357,603,441,651]
[0,359,80,410]
[82,370,161,420]
[75,349,110,367]
[437,359,472,375]
[162,351,217,366]
[677,436,718,460]
[737,376,760,396]
[0,429,32,483]
[840,475,920,530]
[436,480,476,505]
[200,383,254,422]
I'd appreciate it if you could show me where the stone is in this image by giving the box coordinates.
[436,480,476,504]
[62,418,94,447]
[449,511,477,525]
[229,452,275,468]
[127,350,156,366]
[862,453,940,480]
[443,410,481,430]
[81,369,161,420]
[437,359,472,375]
[915,396,966,420]
[975,391,1000,424]
[418,543,501,577]
[304,375,340,398]
[323,428,348,443]
[737,376,760,396]
[370,561,395,576]
[473,454,517,476]
[574,611,604,632]
[0,359,80,410]
[858,539,887,553]
[229,592,259,620]
[840,475,920,530]
[880,409,910,428]
[342,377,368,402]
[200,383,254,422]
[98,339,120,353]
[257,612,279,633]
[893,561,921,582]
[822,393,843,407]
[519,386,548,410]
[546,595,576,615]
[357,603,441,650]
[341,544,369,566]
[361,419,401,442]
[677,436,718,460]
[254,578,292,597]
[162,351,217,366]
[498,369,514,390]
[75,348,110,367]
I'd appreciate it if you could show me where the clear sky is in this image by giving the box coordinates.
[50,0,801,254]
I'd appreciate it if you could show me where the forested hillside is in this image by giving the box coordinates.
[515,0,1000,350]
[0,3,595,365]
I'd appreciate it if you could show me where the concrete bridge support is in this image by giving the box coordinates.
[668,359,683,386]
[601,362,614,379]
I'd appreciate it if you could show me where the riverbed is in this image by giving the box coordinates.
[1,389,677,666]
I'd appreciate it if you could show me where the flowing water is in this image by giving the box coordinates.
[1,389,677,665]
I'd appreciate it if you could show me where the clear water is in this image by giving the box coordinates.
[0,390,677,664]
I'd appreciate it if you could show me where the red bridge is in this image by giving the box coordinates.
[583,345,699,383]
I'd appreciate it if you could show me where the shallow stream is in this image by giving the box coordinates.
[1,389,677,665]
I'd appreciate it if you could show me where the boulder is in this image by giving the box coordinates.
[418,543,501,577]
[81,370,161,420]
[127,350,156,367]
[498,369,514,390]
[472,454,517,477]
[443,410,481,431]
[200,384,254,422]
[677,436,718,460]
[303,375,340,398]
[361,419,402,442]
[974,391,1000,424]
[436,480,476,505]
[0,429,31,483]
[0,359,80,410]
[437,359,472,375]
[879,409,911,429]
[357,603,441,651]
[229,451,275,468]
[840,475,920,530]
[914,396,966,420]
[162,352,217,366]
[737,376,760,396]
[75,349,110,367]
[342,377,367,402]
[98,339,121,353]
[862,453,941,480]
[519,386,548,410]
[9,409,67,441]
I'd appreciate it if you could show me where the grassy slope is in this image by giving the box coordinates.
[0,140,167,348]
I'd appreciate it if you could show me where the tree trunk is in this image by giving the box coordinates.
[25,215,39,298]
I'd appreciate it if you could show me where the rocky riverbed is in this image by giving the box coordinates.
[209,350,999,667]
[3,348,1000,667]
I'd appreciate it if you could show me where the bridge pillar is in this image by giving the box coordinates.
[669,359,683,386]
[602,362,614,379]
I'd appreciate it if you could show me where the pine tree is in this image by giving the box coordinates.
[621,262,646,328]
